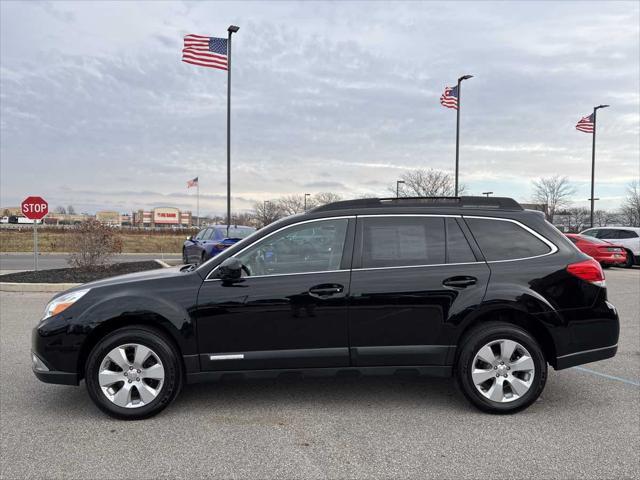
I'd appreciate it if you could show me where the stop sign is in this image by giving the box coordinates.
[21,196,49,220]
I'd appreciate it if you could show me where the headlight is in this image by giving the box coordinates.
[43,289,90,320]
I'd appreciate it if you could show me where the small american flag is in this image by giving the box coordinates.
[187,177,199,188]
[182,34,228,70]
[576,113,595,133]
[440,86,458,110]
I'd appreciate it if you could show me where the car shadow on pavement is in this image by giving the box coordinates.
[173,375,470,414]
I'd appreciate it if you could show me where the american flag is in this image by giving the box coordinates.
[440,86,458,110]
[182,34,228,70]
[576,113,595,133]
[187,177,199,188]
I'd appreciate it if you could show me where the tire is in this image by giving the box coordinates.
[85,326,183,420]
[623,250,634,268]
[199,252,207,266]
[602,264,611,269]
[456,322,547,414]
[182,248,188,264]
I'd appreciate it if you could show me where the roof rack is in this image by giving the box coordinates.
[310,196,523,213]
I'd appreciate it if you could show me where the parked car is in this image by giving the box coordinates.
[580,227,640,268]
[182,225,255,265]
[32,197,619,419]
[564,233,627,268]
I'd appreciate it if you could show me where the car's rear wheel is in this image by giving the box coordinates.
[456,322,547,414]
[623,250,634,268]
[85,326,182,420]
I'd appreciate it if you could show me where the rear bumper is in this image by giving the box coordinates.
[555,344,618,370]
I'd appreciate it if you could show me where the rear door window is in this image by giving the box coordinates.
[617,230,638,239]
[597,230,619,239]
[361,217,445,268]
[465,218,552,261]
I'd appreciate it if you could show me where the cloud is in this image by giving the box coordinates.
[1,0,638,215]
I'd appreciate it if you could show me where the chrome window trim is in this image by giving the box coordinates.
[204,216,355,281]
[463,215,558,263]
[204,213,559,280]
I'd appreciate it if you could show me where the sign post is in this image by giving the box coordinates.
[21,196,48,271]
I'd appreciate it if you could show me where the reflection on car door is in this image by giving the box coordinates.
[348,216,490,367]
[195,217,355,371]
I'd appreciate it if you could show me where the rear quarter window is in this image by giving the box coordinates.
[465,218,552,261]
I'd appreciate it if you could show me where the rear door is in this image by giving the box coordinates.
[348,215,490,367]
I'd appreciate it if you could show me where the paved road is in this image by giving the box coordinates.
[0,253,181,272]
[1,270,638,479]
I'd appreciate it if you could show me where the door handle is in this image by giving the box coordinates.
[309,284,344,298]
[443,276,477,289]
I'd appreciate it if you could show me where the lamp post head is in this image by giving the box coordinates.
[459,74,473,82]
[228,25,240,33]
[595,104,609,110]
[397,180,405,185]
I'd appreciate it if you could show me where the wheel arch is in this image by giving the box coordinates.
[454,305,559,368]
[77,313,187,381]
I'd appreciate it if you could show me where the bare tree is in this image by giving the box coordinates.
[620,180,640,227]
[313,192,342,206]
[67,220,123,269]
[390,169,464,197]
[67,205,76,215]
[253,201,284,228]
[275,195,309,216]
[532,175,575,222]
[54,206,67,214]
[559,207,590,233]
[594,209,615,227]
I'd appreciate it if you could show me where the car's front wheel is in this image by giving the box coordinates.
[182,248,188,264]
[85,326,182,420]
[456,322,547,414]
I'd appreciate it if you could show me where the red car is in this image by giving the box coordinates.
[565,234,627,267]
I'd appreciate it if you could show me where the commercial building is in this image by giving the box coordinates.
[132,207,192,228]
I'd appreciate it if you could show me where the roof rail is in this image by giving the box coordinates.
[310,196,523,213]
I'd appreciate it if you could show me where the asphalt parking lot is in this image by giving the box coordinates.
[1,269,638,479]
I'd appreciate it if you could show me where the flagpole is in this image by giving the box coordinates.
[226,25,239,237]
[454,74,473,197]
[196,182,200,228]
[589,104,609,228]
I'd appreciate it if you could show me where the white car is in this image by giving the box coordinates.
[580,227,640,268]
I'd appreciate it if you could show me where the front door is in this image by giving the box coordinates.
[196,217,355,371]
[348,215,490,366]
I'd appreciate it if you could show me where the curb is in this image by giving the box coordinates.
[0,282,80,293]
[0,260,174,293]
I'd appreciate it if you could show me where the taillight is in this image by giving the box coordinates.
[567,258,605,287]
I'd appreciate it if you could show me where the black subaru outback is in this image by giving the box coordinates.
[32,197,619,419]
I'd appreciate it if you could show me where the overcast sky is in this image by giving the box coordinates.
[1,1,638,215]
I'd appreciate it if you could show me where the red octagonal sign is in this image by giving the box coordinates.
[21,196,49,220]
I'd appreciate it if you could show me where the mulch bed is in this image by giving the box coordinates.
[0,261,162,283]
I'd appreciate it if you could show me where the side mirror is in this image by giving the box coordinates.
[216,257,243,283]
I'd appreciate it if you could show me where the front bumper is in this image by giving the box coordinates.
[31,351,80,386]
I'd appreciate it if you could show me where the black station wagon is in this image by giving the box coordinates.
[32,197,619,419]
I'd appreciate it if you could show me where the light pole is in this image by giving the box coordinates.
[482,191,493,197]
[304,193,311,211]
[589,104,609,228]
[226,24,239,237]
[396,180,405,198]
[455,74,473,197]
[263,200,269,227]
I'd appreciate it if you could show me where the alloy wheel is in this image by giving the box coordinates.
[98,343,165,408]
[471,339,535,403]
